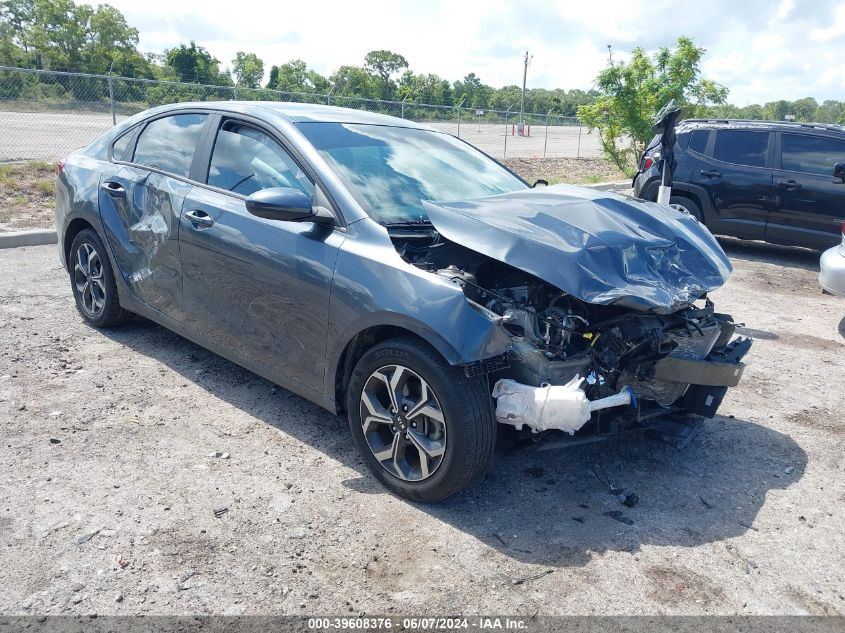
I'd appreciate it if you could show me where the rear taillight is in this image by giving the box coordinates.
[56,160,65,174]
[643,157,654,170]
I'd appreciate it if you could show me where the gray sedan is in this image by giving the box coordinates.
[55,102,751,501]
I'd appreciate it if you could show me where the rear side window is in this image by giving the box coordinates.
[207,122,314,196]
[713,130,768,168]
[687,129,709,155]
[133,113,208,178]
[781,134,845,176]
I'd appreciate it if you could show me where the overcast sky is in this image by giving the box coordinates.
[106,0,844,106]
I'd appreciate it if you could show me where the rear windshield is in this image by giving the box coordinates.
[297,122,526,224]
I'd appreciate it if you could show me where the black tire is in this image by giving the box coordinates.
[346,337,496,502]
[68,228,131,328]
[669,195,704,223]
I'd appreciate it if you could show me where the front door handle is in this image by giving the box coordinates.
[185,209,214,228]
[100,181,126,197]
[776,179,802,191]
[700,169,722,178]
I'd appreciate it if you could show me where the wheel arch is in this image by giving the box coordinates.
[330,321,464,415]
[63,217,96,270]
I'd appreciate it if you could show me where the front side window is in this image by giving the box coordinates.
[781,134,845,176]
[133,113,208,178]
[208,122,314,197]
[298,123,526,224]
[713,130,768,168]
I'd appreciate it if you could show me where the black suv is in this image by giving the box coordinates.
[633,119,845,250]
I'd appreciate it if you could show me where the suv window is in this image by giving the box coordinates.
[713,130,768,168]
[133,113,208,178]
[781,134,845,176]
[687,129,709,154]
[208,122,314,196]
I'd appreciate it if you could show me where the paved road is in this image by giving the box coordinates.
[0,241,843,615]
[0,109,603,161]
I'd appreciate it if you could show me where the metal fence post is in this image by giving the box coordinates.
[577,119,582,158]
[107,61,116,125]
[456,97,466,138]
[327,84,335,105]
[543,108,553,158]
[504,105,513,159]
[401,96,407,119]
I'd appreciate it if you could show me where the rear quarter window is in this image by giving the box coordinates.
[687,129,709,155]
[713,130,768,168]
[111,127,136,161]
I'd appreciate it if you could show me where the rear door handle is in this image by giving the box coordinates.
[700,170,721,178]
[100,181,126,197]
[776,179,802,191]
[185,209,214,228]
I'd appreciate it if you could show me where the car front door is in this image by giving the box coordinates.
[98,112,209,321]
[178,116,345,392]
[689,128,773,239]
[767,132,845,249]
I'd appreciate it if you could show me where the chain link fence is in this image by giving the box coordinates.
[0,66,602,162]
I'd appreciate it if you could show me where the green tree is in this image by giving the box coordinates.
[578,37,728,173]
[762,99,791,121]
[232,51,264,89]
[364,49,408,100]
[164,41,230,85]
[330,65,378,99]
[269,58,329,94]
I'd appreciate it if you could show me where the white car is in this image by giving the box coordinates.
[820,222,845,296]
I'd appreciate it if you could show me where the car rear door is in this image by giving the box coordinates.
[689,128,773,239]
[768,132,845,249]
[98,112,210,321]
[178,115,345,392]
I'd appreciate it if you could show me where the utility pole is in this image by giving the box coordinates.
[607,44,613,66]
[519,50,532,127]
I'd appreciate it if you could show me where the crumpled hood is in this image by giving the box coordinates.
[422,184,732,313]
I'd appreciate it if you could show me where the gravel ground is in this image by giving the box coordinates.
[0,240,843,616]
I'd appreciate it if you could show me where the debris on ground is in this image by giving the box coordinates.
[511,569,555,586]
[603,510,634,526]
[212,506,228,518]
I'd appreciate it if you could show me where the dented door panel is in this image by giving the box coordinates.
[98,166,190,320]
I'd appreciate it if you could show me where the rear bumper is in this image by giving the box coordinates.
[819,243,845,297]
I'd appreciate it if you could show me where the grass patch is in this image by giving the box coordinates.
[36,179,56,196]
[0,164,16,188]
[28,160,55,174]
[13,195,29,205]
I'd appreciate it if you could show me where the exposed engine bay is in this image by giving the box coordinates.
[391,226,751,438]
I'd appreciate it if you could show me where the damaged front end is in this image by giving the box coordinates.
[391,185,752,440]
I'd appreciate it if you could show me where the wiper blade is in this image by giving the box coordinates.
[384,220,433,227]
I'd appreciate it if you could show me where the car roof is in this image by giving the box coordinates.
[680,118,845,136]
[136,100,433,130]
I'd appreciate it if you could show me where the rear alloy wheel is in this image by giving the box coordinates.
[347,337,496,502]
[69,228,131,328]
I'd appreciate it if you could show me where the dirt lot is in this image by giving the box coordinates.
[0,162,57,232]
[0,239,843,616]
[502,157,627,186]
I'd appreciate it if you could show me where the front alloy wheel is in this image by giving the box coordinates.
[360,364,446,481]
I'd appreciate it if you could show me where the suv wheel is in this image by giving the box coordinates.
[346,337,495,502]
[69,228,131,328]
[669,196,703,223]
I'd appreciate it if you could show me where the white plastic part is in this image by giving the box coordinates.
[657,184,672,205]
[491,376,633,435]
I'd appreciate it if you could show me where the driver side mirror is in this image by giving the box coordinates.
[245,187,334,226]
[833,162,845,184]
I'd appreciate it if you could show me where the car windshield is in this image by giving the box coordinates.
[297,122,527,224]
